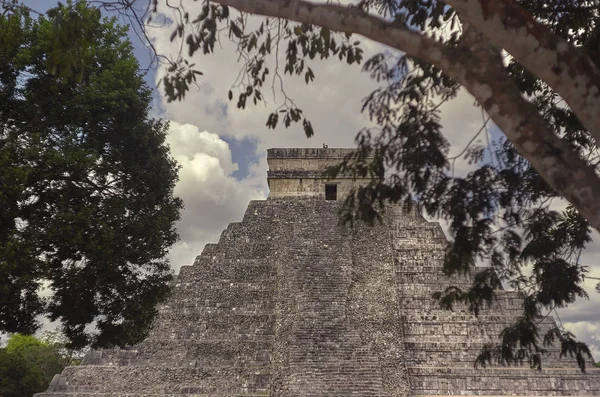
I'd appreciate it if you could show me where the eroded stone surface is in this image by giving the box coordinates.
[37,148,600,397]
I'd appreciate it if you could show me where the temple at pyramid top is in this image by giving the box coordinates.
[267,147,371,200]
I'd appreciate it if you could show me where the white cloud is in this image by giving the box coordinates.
[167,123,238,174]
[165,121,265,272]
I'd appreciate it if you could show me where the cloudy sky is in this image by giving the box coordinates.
[20,0,600,357]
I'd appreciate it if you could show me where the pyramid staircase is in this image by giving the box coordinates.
[37,199,600,397]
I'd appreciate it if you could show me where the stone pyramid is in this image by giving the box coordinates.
[38,148,600,397]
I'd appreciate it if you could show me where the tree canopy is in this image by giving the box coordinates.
[0,333,74,397]
[0,2,182,348]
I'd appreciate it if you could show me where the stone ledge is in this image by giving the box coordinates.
[408,366,600,371]
[267,148,363,159]
[266,170,366,179]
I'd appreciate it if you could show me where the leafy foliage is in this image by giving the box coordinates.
[0,2,182,348]
[0,333,73,397]
[158,4,362,139]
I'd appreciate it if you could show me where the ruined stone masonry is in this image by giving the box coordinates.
[38,148,600,396]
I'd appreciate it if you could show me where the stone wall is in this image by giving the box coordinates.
[37,199,600,397]
[266,148,372,200]
[37,148,600,397]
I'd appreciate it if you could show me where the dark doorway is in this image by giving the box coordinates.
[325,184,337,201]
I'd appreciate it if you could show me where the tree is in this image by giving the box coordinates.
[0,334,72,397]
[8,0,599,370]
[0,2,183,349]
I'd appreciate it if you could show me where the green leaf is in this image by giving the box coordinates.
[303,118,314,137]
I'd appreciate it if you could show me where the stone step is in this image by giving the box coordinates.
[149,314,275,336]
[178,260,274,284]
[285,365,383,396]
[402,325,528,340]
[47,366,270,394]
[37,394,268,397]
[393,250,446,260]
[142,325,275,342]
[402,312,538,322]
[397,283,488,293]
[197,243,221,258]
[156,310,275,322]
[398,296,526,311]
[82,340,272,367]
[402,318,555,327]
[211,218,277,260]
[240,201,278,223]
[194,238,272,262]
[163,282,274,309]
[397,273,474,283]
[142,333,275,343]
[157,307,274,320]
[401,318,558,338]
[408,367,600,395]
[405,346,586,368]
[158,303,273,315]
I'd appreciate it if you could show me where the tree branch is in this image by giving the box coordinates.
[213,0,600,230]
[445,0,600,148]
